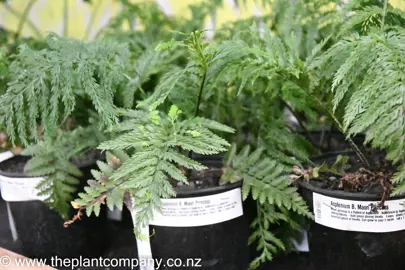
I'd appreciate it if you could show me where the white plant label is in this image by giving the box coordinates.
[0,175,47,202]
[291,229,309,252]
[129,188,243,270]
[150,188,243,227]
[6,201,18,241]
[313,192,405,232]
[0,151,13,162]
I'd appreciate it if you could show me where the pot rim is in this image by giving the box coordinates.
[175,181,242,197]
[0,153,98,178]
[0,154,242,197]
[298,150,405,201]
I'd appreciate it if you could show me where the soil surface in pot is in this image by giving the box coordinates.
[169,157,227,193]
[172,168,223,191]
[303,149,394,198]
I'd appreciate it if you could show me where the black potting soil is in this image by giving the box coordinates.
[305,149,393,196]
[305,130,366,154]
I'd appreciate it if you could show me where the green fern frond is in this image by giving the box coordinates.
[340,3,405,36]
[77,105,233,235]
[22,126,100,219]
[221,145,312,269]
[0,33,129,144]
[142,31,248,115]
[73,151,128,217]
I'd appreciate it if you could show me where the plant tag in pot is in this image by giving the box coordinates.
[0,151,13,163]
[0,176,47,202]
[313,192,405,233]
[150,188,243,227]
[291,229,310,252]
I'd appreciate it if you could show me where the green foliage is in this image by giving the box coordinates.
[312,154,349,178]
[221,145,313,269]
[340,0,405,35]
[267,0,341,59]
[122,47,182,108]
[22,126,100,219]
[72,151,128,217]
[143,31,248,115]
[76,105,233,235]
[1,33,130,144]
[312,27,405,193]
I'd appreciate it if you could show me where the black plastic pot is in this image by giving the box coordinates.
[298,152,405,270]
[303,130,366,153]
[0,155,109,261]
[104,157,250,270]
[149,181,249,270]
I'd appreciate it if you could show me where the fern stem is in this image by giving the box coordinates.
[4,3,42,39]
[381,0,388,31]
[14,0,37,40]
[194,70,207,118]
[279,98,319,152]
[84,0,102,40]
[294,76,371,168]
[63,0,69,37]
[323,102,371,168]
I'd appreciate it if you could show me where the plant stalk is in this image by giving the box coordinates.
[322,101,371,168]
[63,0,69,37]
[381,0,388,31]
[279,98,319,152]
[194,70,207,118]
[84,0,102,40]
[14,0,38,40]
[294,76,371,168]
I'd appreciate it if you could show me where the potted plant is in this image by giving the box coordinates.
[275,0,405,269]
[0,31,132,260]
[54,23,314,269]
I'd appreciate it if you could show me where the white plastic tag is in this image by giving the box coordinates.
[129,188,243,270]
[0,175,47,202]
[313,192,405,232]
[6,201,18,241]
[291,229,309,252]
[0,151,13,162]
[129,198,154,270]
[150,188,243,227]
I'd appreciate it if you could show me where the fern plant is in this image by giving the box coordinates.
[67,30,314,270]
[73,105,234,234]
[310,0,405,195]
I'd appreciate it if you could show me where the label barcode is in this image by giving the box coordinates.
[315,200,322,220]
